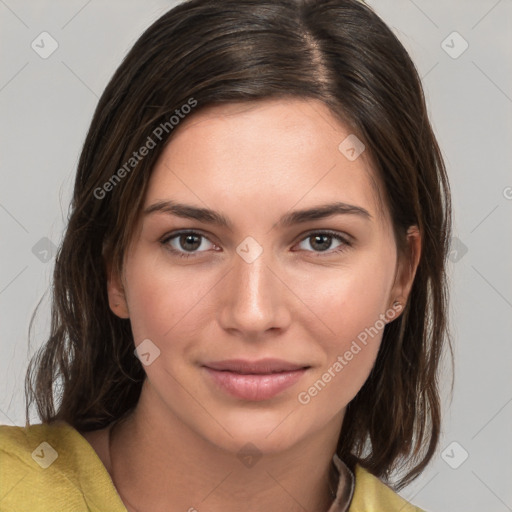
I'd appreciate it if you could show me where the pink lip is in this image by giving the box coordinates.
[202,359,309,401]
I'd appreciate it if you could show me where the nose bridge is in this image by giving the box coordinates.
[219,242,289,334]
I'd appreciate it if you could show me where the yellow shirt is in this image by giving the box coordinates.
[0,421,424,511]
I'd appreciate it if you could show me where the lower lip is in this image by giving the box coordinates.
[203,367,308,401]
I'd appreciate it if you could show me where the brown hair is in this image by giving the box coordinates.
[25,0,451,490]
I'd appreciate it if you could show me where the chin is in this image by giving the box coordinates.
[199,407,313,456]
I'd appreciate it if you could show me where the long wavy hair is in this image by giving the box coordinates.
[24,0,452,490]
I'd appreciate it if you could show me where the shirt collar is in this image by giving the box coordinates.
[326,453,355,512]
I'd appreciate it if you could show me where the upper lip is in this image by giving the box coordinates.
[203,358,309,374]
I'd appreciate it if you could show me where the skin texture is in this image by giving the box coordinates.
[85,98,421,512]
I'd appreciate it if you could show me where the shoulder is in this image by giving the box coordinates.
[349,464,425,512]
[0,420,76,457]
[0,421,126,512]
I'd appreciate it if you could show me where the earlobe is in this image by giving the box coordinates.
[386,296,406,323]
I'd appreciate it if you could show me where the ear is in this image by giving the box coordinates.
[106,260,130,319]
[388,225,421,317]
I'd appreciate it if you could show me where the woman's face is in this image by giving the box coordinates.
[110,98,416,454]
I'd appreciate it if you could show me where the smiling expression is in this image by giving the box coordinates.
[107,97,415,454]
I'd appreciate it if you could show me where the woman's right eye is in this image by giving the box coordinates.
[161,231,217,259]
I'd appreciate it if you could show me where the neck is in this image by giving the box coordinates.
[108,380,344,512]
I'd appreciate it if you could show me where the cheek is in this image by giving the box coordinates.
[296,256,393,407]
[122,251,215,347]
[301,250,393,340]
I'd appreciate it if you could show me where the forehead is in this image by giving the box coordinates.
[146,98,388,227]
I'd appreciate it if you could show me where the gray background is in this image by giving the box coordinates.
[1,1,511,510]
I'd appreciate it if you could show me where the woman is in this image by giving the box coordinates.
[0,0,451,510]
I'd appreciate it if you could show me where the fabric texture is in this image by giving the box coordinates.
[0,422,424,511]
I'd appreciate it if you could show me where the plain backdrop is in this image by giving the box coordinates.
[1,1,511,511]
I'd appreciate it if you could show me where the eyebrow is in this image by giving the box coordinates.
[144,200,371,229]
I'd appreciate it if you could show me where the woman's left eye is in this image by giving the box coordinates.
[294,231,351,255]
[160,230,351,259]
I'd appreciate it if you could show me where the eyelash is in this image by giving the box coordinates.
[160,230,352,259]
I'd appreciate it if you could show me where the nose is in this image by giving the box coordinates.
[218,248,292,339]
